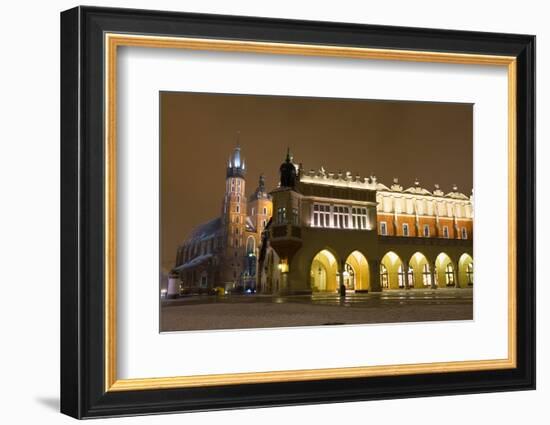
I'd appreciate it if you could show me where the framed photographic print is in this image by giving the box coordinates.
[60,6,535,419]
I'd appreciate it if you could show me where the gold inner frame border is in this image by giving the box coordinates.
[104,33,517,392]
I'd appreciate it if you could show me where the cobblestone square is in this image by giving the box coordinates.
[160,288,473,332]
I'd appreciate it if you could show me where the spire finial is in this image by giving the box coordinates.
[236,130,241,148]
[286,147,291,162]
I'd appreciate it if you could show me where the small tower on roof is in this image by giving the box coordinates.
[279,147,298,189]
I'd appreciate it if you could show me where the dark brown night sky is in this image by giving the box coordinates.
[160,92,473,272]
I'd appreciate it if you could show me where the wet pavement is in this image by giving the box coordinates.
[160,288,473,332]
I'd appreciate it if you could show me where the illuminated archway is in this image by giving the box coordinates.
[344,250,370,291]
[381,251,405,289]
[435,252,456,287]
[458,253,474,287]
[246,236,255,255]
[310,249,339,292]
[409,252,432,288]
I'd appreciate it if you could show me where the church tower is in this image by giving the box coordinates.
[221,143,247,286]
[248,174,273,234]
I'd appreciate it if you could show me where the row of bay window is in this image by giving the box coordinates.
[379,221,468,239]
[275,202,470,238]
[276,207,299,225]
[311,203,370,230]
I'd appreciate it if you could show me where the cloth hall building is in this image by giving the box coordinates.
[171,145,474,295]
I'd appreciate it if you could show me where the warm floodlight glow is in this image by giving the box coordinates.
[385,251,400,265]
[413,252,426,263]
[316,249,336,266]
[278,261,289,273]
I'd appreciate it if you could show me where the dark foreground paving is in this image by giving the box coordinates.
[160,288,473,332]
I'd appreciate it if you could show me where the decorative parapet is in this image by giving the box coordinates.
[301,167,378,190]
[300,166,472,202]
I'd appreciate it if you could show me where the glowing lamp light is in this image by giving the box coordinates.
[278,262,289,273]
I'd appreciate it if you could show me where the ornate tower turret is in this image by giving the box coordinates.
[226,142,246,179]
[279,148,298,189]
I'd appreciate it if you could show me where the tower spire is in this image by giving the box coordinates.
[226,136,246,178]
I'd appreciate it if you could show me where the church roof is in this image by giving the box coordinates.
[183,217,222,245]
[245,216,256,232]
[173,253,214,271]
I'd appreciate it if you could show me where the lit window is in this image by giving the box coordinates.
[380,264,389,288]
[398,265,406,287]
[461,227,468,239]
[407,267,415,287]
[380,222,387,235]
[422,263,432,286]
[402,223,409,237]
[443,226,449,238]
[277,207,286,224]
[312,203,331,228]
[292,208,299,225]
[246,236,255,254]
[313,205,319,226]
[423,224,430,237]
[466,262,474,285]
[343,207,349,228]
[251,207,255,215]
[445,263,455,286]
[332,205,350,229]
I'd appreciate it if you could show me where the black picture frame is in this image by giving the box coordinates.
[60,5,535,419]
